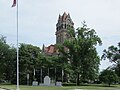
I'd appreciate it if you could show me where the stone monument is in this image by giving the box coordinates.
[44,76,51,86]
[32,81,38,86]
[56,81,62,86]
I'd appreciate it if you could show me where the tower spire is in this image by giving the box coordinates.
[42,44,45,53]
[58,14,62,21]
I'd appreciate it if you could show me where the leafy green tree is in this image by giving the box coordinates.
[102,42,120,62]
[99,68,119,86]
[0,35,16,83]
[102,42,120,78]
[19,43,41,84]
[58,22,102,85]
[43,55,65,82]
[0,36,8,79]
[114,61,120,78]
[3,47,16,83]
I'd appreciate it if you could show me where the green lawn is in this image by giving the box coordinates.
[0,84,120,90]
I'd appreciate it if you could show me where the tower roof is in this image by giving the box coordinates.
[58,12,72,21]
[67,13,71,18]
[58,14,62,20]
[42,44,59,55]
[62,12,68,21]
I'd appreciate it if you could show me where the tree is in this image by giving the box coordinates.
[58,22,102,85]
[0,36,8,79]
[3,47,16,83]
[19,43,41,84]
[114,61,120,78]
[102,42,120,62]
[99,68,119,86]
[102,42,120,78]
[0,35,16,83]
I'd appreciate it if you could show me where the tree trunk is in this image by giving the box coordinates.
[77,73,80,86]
[108,82,110,87]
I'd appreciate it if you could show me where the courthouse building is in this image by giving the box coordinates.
[42,12,74,56]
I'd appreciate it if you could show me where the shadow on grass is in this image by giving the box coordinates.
[63,83,119,88]
[79,84,118,88]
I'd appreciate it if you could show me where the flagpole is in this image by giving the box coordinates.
[16,0,20,90]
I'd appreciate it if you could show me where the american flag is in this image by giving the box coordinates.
[12,0,16,7]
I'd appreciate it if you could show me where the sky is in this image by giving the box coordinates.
[0,0,120,71]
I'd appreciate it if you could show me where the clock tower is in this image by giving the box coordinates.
[56,12,74,44]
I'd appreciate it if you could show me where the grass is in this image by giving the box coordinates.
[0,84,120,90]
